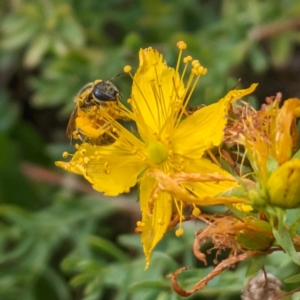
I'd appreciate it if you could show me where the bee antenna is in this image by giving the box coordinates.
[229,78,242,91]
[110,72,124,81]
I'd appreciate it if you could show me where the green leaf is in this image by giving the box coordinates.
[59,15,85,47]
[290,214,300,237]
[1,21,39,49]
[270,34,293,68]
[292,149,300,159]
[284,273,300,283]
[266,155,279,176]
[273,227,300,265]
[249,43,269,73]
[245,256,265,280]
[24,34,51,68]
[0,92,19,132]
[88,235,129,262]
[129,280,169,291]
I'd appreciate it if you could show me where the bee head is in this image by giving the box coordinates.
[92,81,119,102]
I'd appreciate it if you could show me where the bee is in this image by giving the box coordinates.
[66,79,122,145]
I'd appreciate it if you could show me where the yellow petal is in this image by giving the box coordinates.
[181,157,237,198]
[148,168,245,206]
[56,143,147,196]
[274,98,300,165]
[139,174,172,268]
[132,48,185,139]
[172,84,258,158]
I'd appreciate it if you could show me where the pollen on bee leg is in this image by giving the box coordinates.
[73,132,80,139]
[83,157,90,164]
[137,221,145,227]
[123,187,130,193]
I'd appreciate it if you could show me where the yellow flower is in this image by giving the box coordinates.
[56,42,257,267]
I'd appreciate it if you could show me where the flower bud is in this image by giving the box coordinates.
[267,159,300,208]
[237,218,273,251]
[248,188,267,207]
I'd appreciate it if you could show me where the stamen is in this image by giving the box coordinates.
[180,56,192,82]
[175,41,187,74]
[207,149,221,167]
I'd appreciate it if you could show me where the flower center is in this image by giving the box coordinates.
[147,140,169,165]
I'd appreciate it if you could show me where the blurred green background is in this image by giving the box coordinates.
[1,1,300,299]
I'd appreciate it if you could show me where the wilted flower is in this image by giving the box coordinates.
[226,97,300,209]
[241,271,283,300]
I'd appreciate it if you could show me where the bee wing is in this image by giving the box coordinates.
[66,105,78,139]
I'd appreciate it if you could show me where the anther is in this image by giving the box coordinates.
[124,65,132,73]
[175,228,184,236]
[62,151,69,158]
[192,60,199,66]
[192,207,201,216]
[177,41,187,50]
[183,55,192,63]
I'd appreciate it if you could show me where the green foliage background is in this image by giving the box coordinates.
[1,0,300,299]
